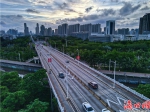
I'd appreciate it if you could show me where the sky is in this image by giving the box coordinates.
[0,0,150,33]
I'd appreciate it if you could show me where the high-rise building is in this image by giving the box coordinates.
[58,23,68,36]
[44,28,47,36]
[0,30,5,35]
[139,18,143,34]
[55,29,58,35]
[139,13,150,34]
[118,28,129,35]
[80,24,92,34]
[62,23,68,36]
[104,27,106,34]
[68,24,80,35]
[35,23,39,35]
[24,23,29,36]
[92,24,101,33]
[52,30,54,35]
[47,27,52,36]
[58,25,62,36]
[106,20,115,35]
[130,29,135,35]
[7,29,18,35]
[40,25,45,36]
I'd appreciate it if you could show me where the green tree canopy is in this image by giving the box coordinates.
[0,71,21,92]
[2,90,27,111]
[135,84,150,98]
[20,69,48,101]
[18,99,49,112]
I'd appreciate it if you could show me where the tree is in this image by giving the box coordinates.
[20,69,48,101]
[18,99,49,112]
[2,91,27,111]
[0,86,9,102]
[135,84,150,98]
[0,71,21,92]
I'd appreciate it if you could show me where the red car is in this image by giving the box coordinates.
[88,82,98,89]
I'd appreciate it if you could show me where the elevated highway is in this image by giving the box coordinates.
[35,43,150,112]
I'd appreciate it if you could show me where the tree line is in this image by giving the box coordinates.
[42,36,150,73]
[0,36,36,62]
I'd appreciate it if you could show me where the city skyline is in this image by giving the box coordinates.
[0,0,150,32]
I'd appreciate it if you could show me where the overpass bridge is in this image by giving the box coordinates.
[35,43,150,112]
[0,59,42,72]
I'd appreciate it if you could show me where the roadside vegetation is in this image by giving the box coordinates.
[0,69,59,112]
[0,36,37,61]
[42,36,150,73]
[135,84,150,98]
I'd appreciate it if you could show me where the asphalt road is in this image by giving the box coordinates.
[35,43,149,112]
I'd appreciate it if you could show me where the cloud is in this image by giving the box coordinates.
[54,2,68,9]
[1,0,29,5]
[119,2,141,16]
[64,11,70,15]
[26,9,40,14]
[141,6,150,10]
[55,14,99,23]
[38,1,46,4]
[85,6,94,13]
[1,15,23,19]
[0,21,6,26]
[68,9,76,12]
[16,15,23,18]
[111,0,119,2]
[99,9,116,16]
[56,18,69,24]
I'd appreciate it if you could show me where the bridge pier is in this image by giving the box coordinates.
[33,57,40,64]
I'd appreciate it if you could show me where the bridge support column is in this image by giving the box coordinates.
[34,59,36,64]
[33,57,40,64]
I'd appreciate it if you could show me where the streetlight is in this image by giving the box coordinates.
[18,53,21,62]
[62,45,64,56]
[65,61,74,99]
[54,42,56,49]
[51,40,56,49]
[65,38,67,47]
[109,59,116,88]
[76,49,79,65]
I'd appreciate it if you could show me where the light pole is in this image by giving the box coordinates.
[54,42,56,49]
[65,60,70,99]
[109,59,111,71]
[51,40,56,49]
[18,53,21,62]
[109,59,116,88]
[65,38,67,47]
[113,61,116,88]
[62,45,64,56]
[65,71,74,99]
[76,49,79,65]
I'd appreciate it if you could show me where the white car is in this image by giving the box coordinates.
[102,108,110,112]
[82,102,95,112]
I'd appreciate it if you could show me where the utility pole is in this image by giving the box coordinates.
[77,49,79,65]
[62,45,64,56]
[109,59,116,88]
[65,38,67,47]
[113,61,116,88]
[18,53,21,62]
[109,59,111,71]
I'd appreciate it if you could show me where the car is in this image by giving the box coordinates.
[66,60,69,63]
[102,108,110,112]
[82,102,95,112]
[88,82,98,89]
[58,72,65,78]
